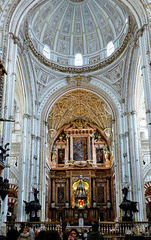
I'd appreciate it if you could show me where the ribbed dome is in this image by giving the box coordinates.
[29,0,129,57]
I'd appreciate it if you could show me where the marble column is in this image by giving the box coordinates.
[0,35,17,234]
[30,133,36,200]
[17,113,31,221]
[139,27,151,162]
[40,121,48,221]
[129,110,146,220]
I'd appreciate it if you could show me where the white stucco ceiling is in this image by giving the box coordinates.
[28,0,129,57]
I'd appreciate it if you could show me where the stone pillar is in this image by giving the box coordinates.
[16,114,31,222]
[40,121,48,221]
[117,103,129,220]
[35,136,41,188]
[0,61,7,119]
[139,27,151,161]
[30,134,36,200]
[0,35,17,234]
[129,110,146,220]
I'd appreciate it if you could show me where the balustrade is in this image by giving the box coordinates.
[6,221,151,239]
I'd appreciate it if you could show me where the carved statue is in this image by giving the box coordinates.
[52,147,57,162]
[33,188,39,202]
[104,147,110,161]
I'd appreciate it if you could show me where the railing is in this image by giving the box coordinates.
[6,221,151,239]
[99,221,151,239]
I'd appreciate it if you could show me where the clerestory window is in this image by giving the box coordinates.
[75,53,83,66]
[43,45,50,59]
[107,41,114,57]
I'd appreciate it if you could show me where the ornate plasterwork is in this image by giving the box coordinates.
[67,75,91,85]
[48,89,112,131]
[103,59,125,95]
[102,60,124,83]
[92,57,126,96]
[29,0,128,55]
[26,21,131,73]
[32,62,58,96]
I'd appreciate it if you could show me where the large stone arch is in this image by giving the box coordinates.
[0,0,150,224]
[36,81,124,220]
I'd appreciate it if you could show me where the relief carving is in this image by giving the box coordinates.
[103,60,124,83]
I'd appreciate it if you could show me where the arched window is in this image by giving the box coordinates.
[43,45,50,59]
[75,53,83,66]
[107,41,114,57]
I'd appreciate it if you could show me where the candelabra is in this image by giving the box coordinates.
[0,176,9,200]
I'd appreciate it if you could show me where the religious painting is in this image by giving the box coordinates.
[83,211,88,220]
[97,187,105,203]
[96,148,104,163]
[58,149,65,164]
[57,187,65,204]
[73,137,88,161]
[74,211,79,220]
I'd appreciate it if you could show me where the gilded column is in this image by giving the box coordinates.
[70,135,73,161]
[52,178,55,203]
[88,135,90,160]
[92,135,95,164]
[106,178,110,201]
[66,177,69,203]
[93,177,96,202]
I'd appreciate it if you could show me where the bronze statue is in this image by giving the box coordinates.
[119,187,138,221]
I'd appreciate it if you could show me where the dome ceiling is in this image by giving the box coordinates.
[29,0,129,56]
[48,90,112,131]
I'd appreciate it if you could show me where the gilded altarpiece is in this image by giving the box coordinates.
[49,119,114,222]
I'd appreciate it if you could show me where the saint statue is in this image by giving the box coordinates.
[52,147,57,162]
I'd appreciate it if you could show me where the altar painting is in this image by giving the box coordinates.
[57,187,65,204]
[97,187,105,203]
[58,149,65,164]
[96,148,103,163]
[73,137,88,161]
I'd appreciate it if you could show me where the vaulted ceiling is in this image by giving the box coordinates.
[29,0,129,57]
[48,89,112,131]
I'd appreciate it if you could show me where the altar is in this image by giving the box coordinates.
[48,119,114,223]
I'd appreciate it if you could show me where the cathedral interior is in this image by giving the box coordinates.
[0,0,151,234]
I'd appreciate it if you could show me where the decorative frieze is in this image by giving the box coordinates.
[66,75,91,86]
